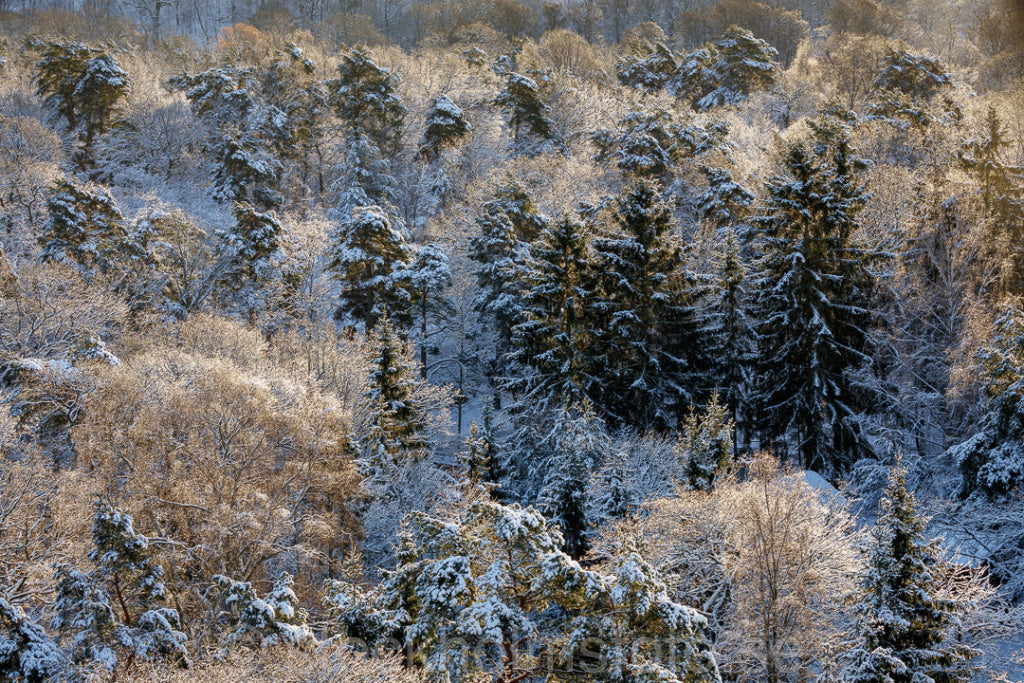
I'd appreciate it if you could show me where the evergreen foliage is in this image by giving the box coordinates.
[506,215,597,407]
[949,303,1024,496]
[617,28,778,112]
[677,397,734,491]
[40,178,126,271]
[591,180,705,429]
[172,66,285,209]
[361,316,428,468]
[463,404,499,485]
[51,501,187,675]
[34,41,131,167]
[215,573,316,650]
[396,243,453,377]
[331,204,414,329]
[494,71,560,156]
[592,109,729,180]
[469,183,548,346]
[0,598,66,683]
[538,402,610,558]
[227,201,283,280]
[844,465,976,683]
[375,500,720,682]
[329,48,406,156]
[706,230,755,430]
[416,94,470,161]
[752,113,879,474]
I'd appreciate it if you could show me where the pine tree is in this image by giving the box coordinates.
[215,573,315,650]
[52,502,187,676]
[672,26,778,111]
[463,408,498,485]
[227,201,283,280]
[416,94,470,162]
[0,598,67,683]
[593,449,637,522]
[73,54,131,167]
[752,117,878,475]
[414,95,471,221]
[959,106,1024,292]
[697,167,756,231]
[616,41,679,93]
[592,109,729,181]
[469,184,548,353]
[361,316,428,469]
[591,180,705,430]
[377,500,719,682]
[34,42,97,132]
[494,71,560,156]
[40,178,126,271]
[506,215,597,408]
[262,45,331,199]
[33,42,131,168]
[948,303,1024,496]
[331,131,395,219]
[331,205,413,329]
[844,464,976,683]
[868,48,952,129]
[676,396,733,491]
[171,66,285,210]
[539,402,610,559]
[329,48,405,156]
[706,230,754,436]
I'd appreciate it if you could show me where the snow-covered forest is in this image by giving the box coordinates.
[2,0,1024,680]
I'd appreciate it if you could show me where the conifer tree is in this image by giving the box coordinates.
[40,178,126,271]
[0,598,67,683]
[539,402,610,559]
[844,464,976,683]
[262,45,331,199]
[463,409,498,486]
[593,449,637,522]
[592,180,705,430]
[676,397,733,491]
[414,95,471,220]
[361,316,427,469]
[52,502,187,676]
[329,48,406,156]
[416,94,470,162]
[617,41,679,92]
[377,500,719,682]
[214,574,315,650]
[332,131,395,219]
[171,66,286,209]
[34,42,97,132]
[227,201,283,280]
[73,54,131,167]
[752,115,878,474]
[706,230,754,434]
[868,48,952,129]
[672,26,778,111]
[469,184,548,352]
[959,106,1024,292]
[331,205,413,329]
[592,109,729,181]
[506,215,597,408]
[34,42,131,168]
[948,303,1024,496]
[697,167,755,231]
[494,72,560,156]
